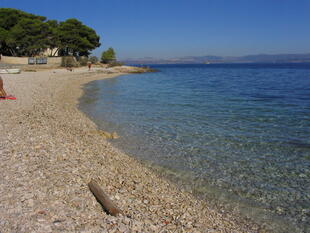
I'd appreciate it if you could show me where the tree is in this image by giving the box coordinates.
[6,18,49,56]
[101,47,116,63]
[0,8,100,57]
[45,20,60,56]
[57,18,100,57]
[0,8,46,30]
[0,8,46,56]
[0,27,9,55]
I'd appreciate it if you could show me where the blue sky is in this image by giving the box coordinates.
[1,0,310,59]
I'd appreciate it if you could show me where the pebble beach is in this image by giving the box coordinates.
[0,66,262,232]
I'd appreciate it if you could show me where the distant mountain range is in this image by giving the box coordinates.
[121,53,310,64]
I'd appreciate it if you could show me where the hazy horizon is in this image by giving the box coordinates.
[1,0,310,59]
[121,52,310,61]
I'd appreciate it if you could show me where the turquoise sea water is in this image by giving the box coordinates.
[79,64,310,232]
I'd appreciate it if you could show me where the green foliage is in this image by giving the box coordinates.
[77,56,88,66]
[0,8,100,57]
[0,8,47,56]
[61,56,78,67]
[0,27,9,55]
[101,47,116,63]
[107,61,124,67]
[6,18,50,56]
[0,8,45,30]
[57,18,100,57]
[89,56,98,64]
[45,20,60,56]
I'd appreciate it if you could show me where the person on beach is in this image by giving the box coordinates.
[0,76,7,97]
[87,61,92,71]
[0,76,16,100]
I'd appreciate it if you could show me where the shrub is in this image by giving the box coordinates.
[77,56,88,66]
[101,47,116,64]
[61,56,78,67]
[89,56,99,64]
[107,61,124,67]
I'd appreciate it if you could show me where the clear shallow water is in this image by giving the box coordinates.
[79,64,310,232]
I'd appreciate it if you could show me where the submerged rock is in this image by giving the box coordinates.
[92,130,119,139]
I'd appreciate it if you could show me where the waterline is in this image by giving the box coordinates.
[79,64,310,232]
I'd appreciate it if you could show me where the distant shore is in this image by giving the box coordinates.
[0,66,261,232]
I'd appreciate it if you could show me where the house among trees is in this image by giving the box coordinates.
[0,8,100,65]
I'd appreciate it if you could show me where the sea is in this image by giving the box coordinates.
[79,63,310,232]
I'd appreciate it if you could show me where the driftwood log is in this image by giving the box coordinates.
[88,180,122,216]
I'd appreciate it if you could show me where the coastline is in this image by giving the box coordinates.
[0,67,261,232]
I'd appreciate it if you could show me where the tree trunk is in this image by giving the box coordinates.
[9,48,16,56]
[53,48,60,57]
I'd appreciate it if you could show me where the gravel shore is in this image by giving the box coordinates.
[0,67,262,232]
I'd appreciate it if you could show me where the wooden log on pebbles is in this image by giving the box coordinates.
[88,180,122,216]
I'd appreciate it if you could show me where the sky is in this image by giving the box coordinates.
[1,0,310,59]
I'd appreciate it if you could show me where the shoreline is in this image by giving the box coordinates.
[78,69,301,233]
[0,67,261,232]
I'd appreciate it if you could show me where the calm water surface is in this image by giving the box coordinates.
[79,64,310,232]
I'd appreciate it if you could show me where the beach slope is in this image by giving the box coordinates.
[0,67,260,232]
